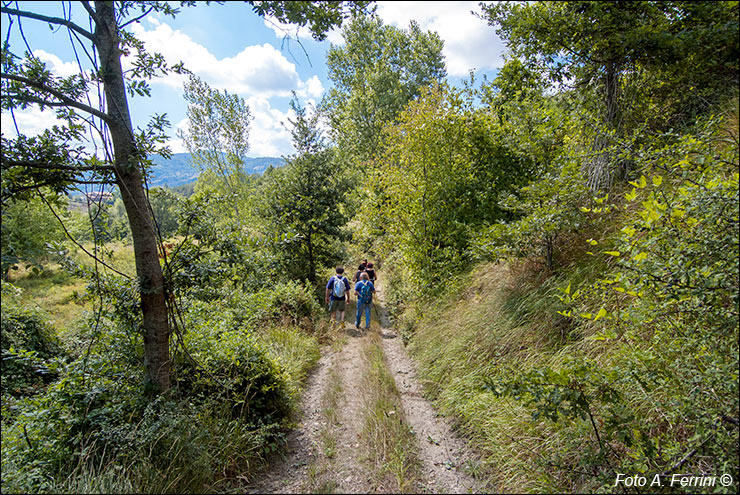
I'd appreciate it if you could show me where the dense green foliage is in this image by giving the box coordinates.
[1,272,321,493]
[1,283,63,398]
[1,195,66,278]
[371,1,738,493]
[1,2,368,493]
[365,81,534,286]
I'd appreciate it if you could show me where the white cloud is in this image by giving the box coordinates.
[3,17,326,159]
[126,19,329,157]
[164,118,189,154]
[34,50,82,78]
[167,101,296,158]
[1,50,104,139]
[129,21,302,98]
[375,1,505,76]
[0,107,65,137]
[246,96,296,157]
[298,75,325,98]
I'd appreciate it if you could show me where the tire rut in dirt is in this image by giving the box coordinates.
[377,303,483,494]
[245,348,335,494]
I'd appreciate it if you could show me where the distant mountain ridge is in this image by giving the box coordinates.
[148,153,285,188]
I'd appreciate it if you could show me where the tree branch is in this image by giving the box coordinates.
[79,1,100,27]
[1,72,111,123]
[3,160,115,172]
[120,6,154,29]
[0,6,94,42]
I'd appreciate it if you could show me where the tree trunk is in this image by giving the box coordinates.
[306,231,316,285]
[95,1,171,393]
[586,60,622,192]
[544,235,554,273]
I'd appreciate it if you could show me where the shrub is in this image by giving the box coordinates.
[1,282,63,397]
[226,280,323,329]
[176,302,293,425]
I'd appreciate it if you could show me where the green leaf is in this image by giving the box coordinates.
[593,308,607,321]
[629,175,647,189]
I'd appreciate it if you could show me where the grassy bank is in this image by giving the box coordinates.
[390,258,738,493]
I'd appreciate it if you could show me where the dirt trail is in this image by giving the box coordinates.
[376,302,482,494]
[246,324,372,494]
[248,297,482,494]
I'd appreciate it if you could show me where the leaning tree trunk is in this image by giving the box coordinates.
[95,1,171,393]
[586,60,621,192]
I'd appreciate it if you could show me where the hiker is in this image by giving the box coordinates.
[354,271,376,330]
[353,263,366,283]
[325,266,351,326]
[359,259,368,271]
[365,262,377,286]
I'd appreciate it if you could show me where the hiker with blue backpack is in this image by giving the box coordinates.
[325,266,351,327]
[354,271,376,331]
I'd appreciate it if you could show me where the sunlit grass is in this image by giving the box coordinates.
[8,264,91,338]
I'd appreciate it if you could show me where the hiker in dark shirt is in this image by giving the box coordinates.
[325,266,351,327]
[353,264,366,283]
[365,262,377,286]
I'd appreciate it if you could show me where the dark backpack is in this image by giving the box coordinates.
[358,281,373,304]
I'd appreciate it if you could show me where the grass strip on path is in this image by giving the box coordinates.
[360,328,422,493]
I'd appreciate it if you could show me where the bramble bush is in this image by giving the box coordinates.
[1,282,64,399]
[1,268,321,493]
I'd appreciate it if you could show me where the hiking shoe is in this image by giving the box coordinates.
[355,324,360,330]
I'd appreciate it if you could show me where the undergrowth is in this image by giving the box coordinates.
[1,277,323,494]
[383,108,739,494]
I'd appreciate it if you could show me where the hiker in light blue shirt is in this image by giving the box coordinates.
[354,271,376,330]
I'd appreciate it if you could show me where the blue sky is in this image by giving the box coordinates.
[2,1,507,157]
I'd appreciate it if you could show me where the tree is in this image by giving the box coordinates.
[1,1,373,394]
[149,187,181,238]
[1,193,66,280]
[2,1,186,393]
[372,82,534,284]
[324,14,446,165]
[178,75,252,216]
[261,95,348,284]
[480,1,739,190]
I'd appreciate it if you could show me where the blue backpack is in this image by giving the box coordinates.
[358,280,373,304]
